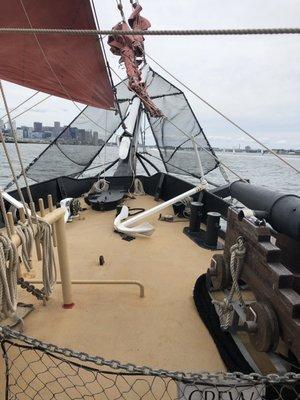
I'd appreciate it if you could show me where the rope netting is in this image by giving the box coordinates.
[0,328,299,400]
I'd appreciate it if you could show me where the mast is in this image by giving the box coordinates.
[114,67,149,177]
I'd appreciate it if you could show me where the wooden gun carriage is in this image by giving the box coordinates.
[207,184,300,366]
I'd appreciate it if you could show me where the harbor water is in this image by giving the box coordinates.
[0,142,300,196]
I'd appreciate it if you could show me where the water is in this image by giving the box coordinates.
[1,143,300,196]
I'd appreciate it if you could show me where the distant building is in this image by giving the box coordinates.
[54,121,61,134]
[16,128,23,140]
[93,131,99,146]
[21,126,29,138]
[30,131,44,139]
[34,122,43,132]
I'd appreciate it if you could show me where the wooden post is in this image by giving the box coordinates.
[11,208,73,308]
[55,214,74,309]
[6,212,15,235]
[47,194,57,247]
[38,198,46,217]
[19,207,26,223]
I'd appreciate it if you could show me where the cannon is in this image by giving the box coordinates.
[206,182,300,368]
[230,181,300,241]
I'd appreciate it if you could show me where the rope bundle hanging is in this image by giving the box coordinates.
[86,179,110,196]
[36,220,57,299]
[16,222,34,273]
[133,178,145,196]
[212,236,246,329]
[0,235,19,320]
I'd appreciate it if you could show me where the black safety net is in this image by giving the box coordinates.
[25,82,131,183]
[22,68,217,184]
[144,70,218,179]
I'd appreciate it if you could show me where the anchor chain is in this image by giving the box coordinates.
[0,325,299,384]
[17,277,46,301]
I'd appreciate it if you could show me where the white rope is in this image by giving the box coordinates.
[86,179,110,196]
[180,196,192,218]
[0,78,56,300]
[0,235,19,320]
[36,220,57,299]
[0,90,40,120]
[133,178,145,196]
[3,94,52,126]
[212,237,246,329]
[16,222,34,273]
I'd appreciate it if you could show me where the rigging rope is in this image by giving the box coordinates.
[115,0,126,22]
[144,52,300,175]
[0,78,57,302]
[0,27,298,36]
[0,91,40,120]
[0,81,36,224]
[3,94,52,126]
[110,66,247,182]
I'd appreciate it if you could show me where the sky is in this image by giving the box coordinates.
[0,0,299,149]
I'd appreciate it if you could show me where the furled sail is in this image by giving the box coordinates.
[0,0,114,109]
[108,4,162,117]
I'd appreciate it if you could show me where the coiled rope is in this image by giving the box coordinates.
[212,237,246,329]
[86,179,110,196]
[36,220,57,299]
[133,178,145,196]
[16,221,34,273]
[0,235,19,320]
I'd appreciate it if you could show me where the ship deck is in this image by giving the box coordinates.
[0,194,225,394]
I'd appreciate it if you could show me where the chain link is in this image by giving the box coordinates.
[0,326,299,384]
[17,277,46,301]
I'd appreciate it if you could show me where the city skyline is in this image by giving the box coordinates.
[1,118,299,153]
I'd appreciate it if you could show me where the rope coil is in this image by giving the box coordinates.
[36,219,57,299]
[0,235,19,320]
[213,236,246,329]
[16,221,34,273]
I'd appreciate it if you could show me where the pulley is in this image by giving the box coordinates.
[207,254,230,291]
[245,301,279,352]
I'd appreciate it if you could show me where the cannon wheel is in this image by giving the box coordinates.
[248,302,279,353]
[207,254,230,291]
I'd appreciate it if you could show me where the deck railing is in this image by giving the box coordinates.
[0,327,299,400]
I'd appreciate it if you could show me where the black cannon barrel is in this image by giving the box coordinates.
[230,181,300,241]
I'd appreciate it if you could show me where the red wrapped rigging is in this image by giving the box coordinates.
[108,3,162,118]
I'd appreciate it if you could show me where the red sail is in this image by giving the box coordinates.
[0,0,114,109]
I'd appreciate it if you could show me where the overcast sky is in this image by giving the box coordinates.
[0,0,299,149]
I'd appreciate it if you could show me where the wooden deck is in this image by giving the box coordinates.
[0,194,225,396]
